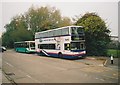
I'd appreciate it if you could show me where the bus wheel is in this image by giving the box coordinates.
[58,52,63,58]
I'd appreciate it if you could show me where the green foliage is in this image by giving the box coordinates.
[75,12,111,56]
[26,6,71,34]
[2,16,33,48]
[107,49,120,57]
[107,40,119,49]
[2,6,71,48]
[118,42,120,50]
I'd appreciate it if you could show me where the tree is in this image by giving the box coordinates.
[2,15,33,48]
[118,42,120,50]
[2,6,71,48]
[75,12,110,56]
[26,6,72,34]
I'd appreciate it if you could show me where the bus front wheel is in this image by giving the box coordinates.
[58,52,63,58]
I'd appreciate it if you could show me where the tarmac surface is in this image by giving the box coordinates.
[104,57,119,69]
[1,50,119,84]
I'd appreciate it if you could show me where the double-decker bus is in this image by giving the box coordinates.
[14,41,36,53]
[35,26,86,59]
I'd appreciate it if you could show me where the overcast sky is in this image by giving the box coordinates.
[1,0,119,37]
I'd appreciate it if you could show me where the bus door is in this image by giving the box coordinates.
[60,37,64,51]
[55,37,64,51]
[80,42,85,50]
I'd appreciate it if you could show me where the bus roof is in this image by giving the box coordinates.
[14,41,35,43]
[35,25,83,35]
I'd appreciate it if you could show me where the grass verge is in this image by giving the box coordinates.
[107,49,120,57]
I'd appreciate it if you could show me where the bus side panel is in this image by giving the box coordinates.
[63,53,85,59]
[40,49,86,59]
[47,52,59,58]
[15,47,28,53]
[47,52,85,59]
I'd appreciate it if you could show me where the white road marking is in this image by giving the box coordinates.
[100,79,105,81]
[95,77,105,81]
[95,78,99,80]
[18,69,41,83]
[5,62,14,67]
[103,75,118,79]
[98,64,103,66]
[103,60,108,66]
[26,75,32,78]
[26,74,41,83]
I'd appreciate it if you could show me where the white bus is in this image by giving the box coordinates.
[35,26,86,59]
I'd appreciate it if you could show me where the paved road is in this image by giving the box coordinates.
[104,57,119,69]
[2,50,118,83]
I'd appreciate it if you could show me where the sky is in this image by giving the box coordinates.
[0,0,119,37]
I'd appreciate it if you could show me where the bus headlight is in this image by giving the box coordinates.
[83,51,86,54]
[26,48,29,51]
[36,49,40,52]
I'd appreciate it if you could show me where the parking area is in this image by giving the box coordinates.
[1,50,119,83]
[75,55,119,70]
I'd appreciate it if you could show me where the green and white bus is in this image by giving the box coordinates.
[14,41,36,53]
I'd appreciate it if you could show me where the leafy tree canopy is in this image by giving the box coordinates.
[75,12,111,56]
[2,6,71,48]
[26,6,71,34]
